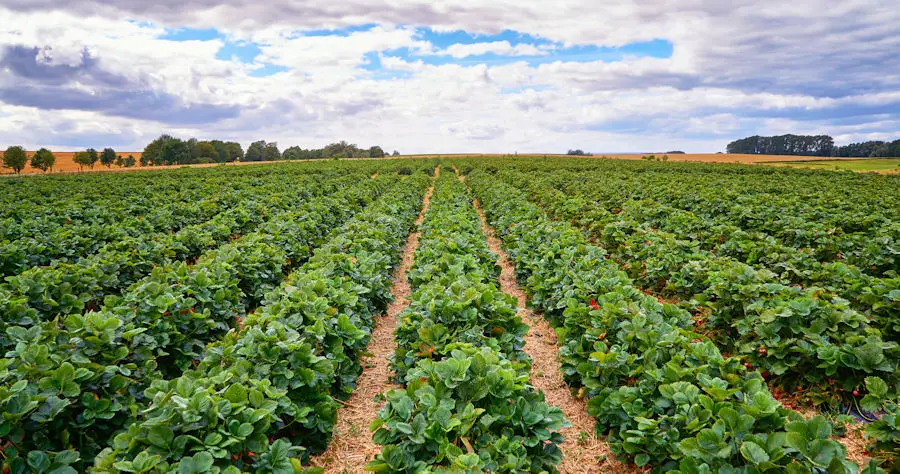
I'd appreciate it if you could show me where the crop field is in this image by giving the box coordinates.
[765,158,900,173]
[0,158,897,473]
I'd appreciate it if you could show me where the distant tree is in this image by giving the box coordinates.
[85,148,100,169]
[666,150,686,154]
[352,149,369,158]
[114,155,124,167]
[245,141,265,162]
[195,141,218,163]
[2,146,28,174]
[726,134,834,156]
[368,146,385,158]
[100,147,117,167]
[567,149,588,156]
[282,146,303,160]
[124,155,137,168]
[392,150,400,156]
[209,140,230,163]
[73,151,92,171]
[30,148,56,173]
[227,142,244,162]
[263,142,280,161]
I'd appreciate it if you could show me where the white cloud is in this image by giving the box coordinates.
[0,1,897,153]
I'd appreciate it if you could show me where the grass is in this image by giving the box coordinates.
[765,158,900,173]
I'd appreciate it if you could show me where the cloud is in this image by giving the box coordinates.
[0,1,897,153]
[0,45,241,124]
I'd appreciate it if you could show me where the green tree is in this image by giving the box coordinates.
[85,148,100,169]
[227,142,243,162]
[282,146,303,160]
[125,155,136,167]
[2,146,28,174]
[100,147,117,167]
[30,148,56,173]
[392,150,400,157]
[73,151,92,171]
[114,155,123,167]
[368,146,385,158]
[245,141,265,162]
[194,141,218,163]
[262,142,280,161]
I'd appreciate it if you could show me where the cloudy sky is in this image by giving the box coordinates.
[0,1,898,153]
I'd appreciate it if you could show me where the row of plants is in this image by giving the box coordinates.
[0,172,368,338]
[495,167,899,407]
[508,166,900,347]
[367,174,566,473]
[88,171,431,473]
[0,172,404,471]
[464,167,877,473]
[498,159,898,279]
[0,170,272,276]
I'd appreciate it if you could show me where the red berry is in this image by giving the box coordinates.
[744,363,753,370]
[853,390,860,397]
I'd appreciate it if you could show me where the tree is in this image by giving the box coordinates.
[30,148,56,173]
[369,146,385,158]
[85,148,100,169]
[263,142,280,161]
[282,146,303,160]
[124,155,136,168]
[227,142,243,162]
[567,149,588,156]
[245,141,265,162]
[114,155,124,167]
[2,146,28,174]
[209,140,229,163]
[194,141,218,163]
[100,147,117,167]
[392,150,400,156]
[726,134,834,156]
[142,135,172,166]
[73,151,92,171]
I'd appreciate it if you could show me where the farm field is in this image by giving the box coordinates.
[7,151,900,176]
[0,157,897,473]
[765,158,900,173]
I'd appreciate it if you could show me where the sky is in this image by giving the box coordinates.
[0,1,898,154]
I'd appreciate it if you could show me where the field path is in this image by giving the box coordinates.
[458,168,642,474]
[308,167,437,473]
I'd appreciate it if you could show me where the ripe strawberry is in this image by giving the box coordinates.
[853,390,860,397]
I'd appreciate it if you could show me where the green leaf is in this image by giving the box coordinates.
[740,441,770,464]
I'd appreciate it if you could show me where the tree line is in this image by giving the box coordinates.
[1,146,138,174]
[143,135,399,166]
[726,134,900,157]
[1,136,401,174]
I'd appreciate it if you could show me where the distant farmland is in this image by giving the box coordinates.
[0,151,144,174]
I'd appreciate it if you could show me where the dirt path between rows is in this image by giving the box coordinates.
[460,169,641,473]
[308,169,437,473]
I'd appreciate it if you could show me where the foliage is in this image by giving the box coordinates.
[2,145,28,174]
[466,166,863,473]
[100,148,117,168]
[726,134,835,156]
[30,148,55,173]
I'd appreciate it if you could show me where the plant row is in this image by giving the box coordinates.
[0,173,369,341]
[86,171,431,473]
[510,160,899,278]
[0,170,270,276]
[508,166,899,348]
[366,174,566,473]
[465,168,872,473]
[494,168,899,408]
[0,173,401,471]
